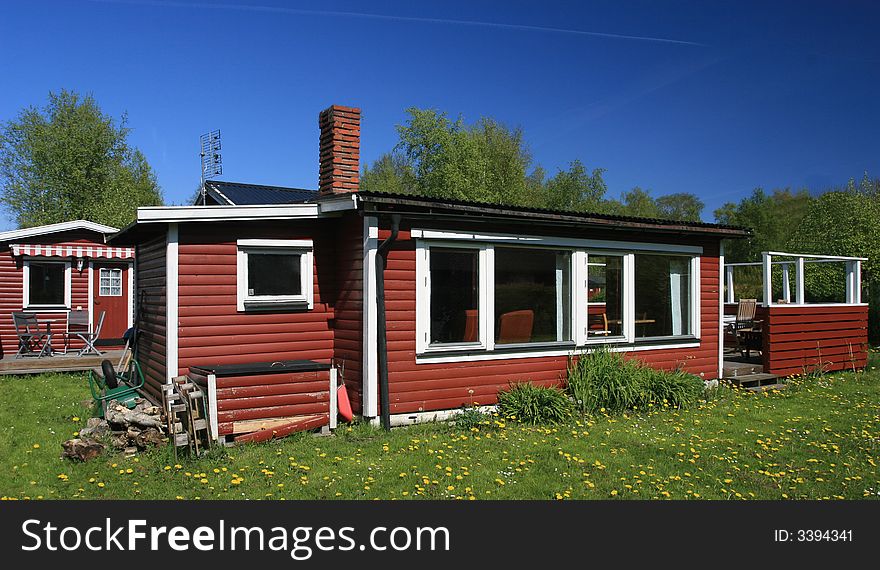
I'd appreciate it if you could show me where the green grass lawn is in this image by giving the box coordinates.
[1,357,879,500]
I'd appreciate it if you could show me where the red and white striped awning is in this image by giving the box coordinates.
[10,243,134,259]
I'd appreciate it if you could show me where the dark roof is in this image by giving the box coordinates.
[355,191,752,237]
[200,180,318,205]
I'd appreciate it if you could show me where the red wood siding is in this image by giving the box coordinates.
[136,235,167,401]
[762,304,869,376]
[378,223,722,415]
[175,221,337,376]
[0,231,107,358]
[333,215,364,413]
[197,369,331,436]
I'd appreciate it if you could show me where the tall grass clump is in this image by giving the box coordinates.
[565,347,704,415]
[497,382,573,424]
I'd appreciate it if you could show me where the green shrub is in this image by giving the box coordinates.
[565,347,704,414]
[451,405,490,430]
[497,382,573,424]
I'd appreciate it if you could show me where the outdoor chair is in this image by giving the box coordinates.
[66,310,105,356]
[497,310,534,344]
[12,312,52,358]
[726,298,760,357]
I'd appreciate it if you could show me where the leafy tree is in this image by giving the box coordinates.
[656,192,704,222]
[0,89,162,228]
[714,188,812,262]
[543,160,608,212]
[609,187,660,218]
[362,107,702,221]
[379,108,533,206]
[359,153,416,195]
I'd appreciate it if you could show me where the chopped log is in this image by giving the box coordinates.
[61,438,105,462]
[136,427,165,448]
[79,417,109,439]
[106,404,163,430]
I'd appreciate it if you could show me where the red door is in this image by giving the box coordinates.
[92,262,130,341]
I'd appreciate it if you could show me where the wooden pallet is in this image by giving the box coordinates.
[162,376,211,458]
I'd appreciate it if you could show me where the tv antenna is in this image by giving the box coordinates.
[199,129,222,205]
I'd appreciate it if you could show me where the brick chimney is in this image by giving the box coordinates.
[318,105,360,195]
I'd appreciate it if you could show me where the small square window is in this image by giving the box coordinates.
[99,268,123,296]
[24,260,69,308]
[237,239,313,311]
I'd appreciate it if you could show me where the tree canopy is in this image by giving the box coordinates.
[361,107,704,221]
[713,188,812,263]
[0,89,163,229]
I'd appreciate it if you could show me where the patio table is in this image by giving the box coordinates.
[37,318,63,356]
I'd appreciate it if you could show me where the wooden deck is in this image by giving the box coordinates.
[0,350,125,375]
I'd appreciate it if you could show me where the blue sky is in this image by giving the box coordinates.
[1,0,878,229]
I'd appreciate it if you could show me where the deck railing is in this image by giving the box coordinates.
[724,251,866,307]
[723,251,869,375]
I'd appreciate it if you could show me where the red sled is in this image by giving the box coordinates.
[337,384,353,422]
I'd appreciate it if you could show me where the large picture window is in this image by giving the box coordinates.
[23,260,70,308]
[415,233,700,359]
[236,239,313,311]
[494,247,571,344]
[429,248,481,346]
[634,254,693,338]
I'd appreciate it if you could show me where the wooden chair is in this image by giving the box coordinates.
[497,310,534,344]
[726,299,760,357]
[588,312,610,336]
[12,312,52,358]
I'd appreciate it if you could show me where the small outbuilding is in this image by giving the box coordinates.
[0,220,135,358]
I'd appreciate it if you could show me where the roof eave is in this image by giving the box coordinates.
[356,194,752,238]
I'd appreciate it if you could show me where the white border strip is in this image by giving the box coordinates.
[415,341,701,364]
[207,373,219,441]
[410,228,703,254]
[166,223,179,383]
[362,216,379,418]
[329,367,338,430]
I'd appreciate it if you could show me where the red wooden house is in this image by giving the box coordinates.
[0,220,135,358]
[109,105,868,442]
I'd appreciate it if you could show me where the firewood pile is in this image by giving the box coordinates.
[61,399,167,461]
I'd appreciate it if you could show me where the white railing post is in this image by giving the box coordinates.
[725,264,735,304]
[762,252,772,307]
[795,256,805,305]
[856,260,862,304]
[781,263,791,303]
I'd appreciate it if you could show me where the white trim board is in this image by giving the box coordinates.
[415,341,703,365]
[137,204,320,224]
[362,216,379,418]
[0,220,118,243]
[166,223,179,383]
[410,228,704,254]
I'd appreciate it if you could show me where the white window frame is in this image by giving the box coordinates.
[416,241,492,354]
[631,252,701,342]
[98,267,124,297]
[582,251,630,345]
[236,239,314,311]
[22,258,72,310]
[414,229,702,362]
